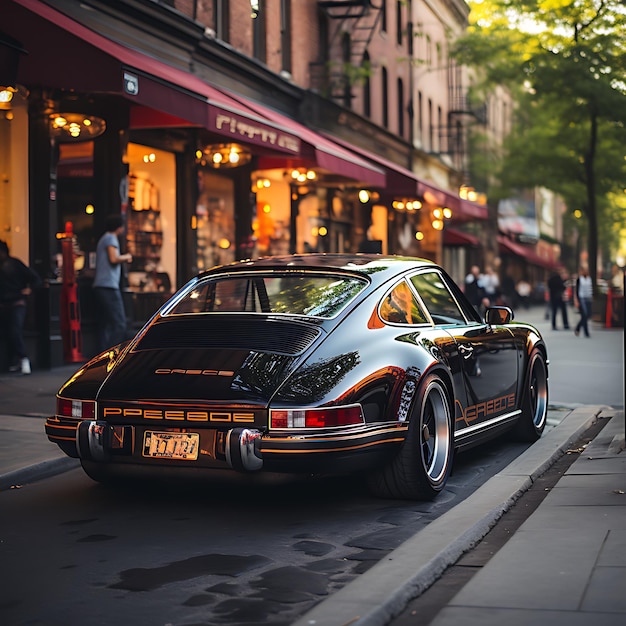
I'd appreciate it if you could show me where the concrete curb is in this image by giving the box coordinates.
[292,405,609,626]
[0,457,80,492]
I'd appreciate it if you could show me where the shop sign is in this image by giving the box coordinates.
[211,110,300,154]
[124,72,139,96]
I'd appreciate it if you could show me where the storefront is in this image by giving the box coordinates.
[2,0,392,368]
[3,0,490,370]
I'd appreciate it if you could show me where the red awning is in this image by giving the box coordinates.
[323,137,488,220]
[443,228,480,247]
[498,235,558,269]
[231,100,386,187]
[326,137,419,196]
[8,0,301,154]
[458,198,489,221]
[418,181,488,221]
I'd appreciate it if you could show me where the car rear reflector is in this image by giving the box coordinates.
[57,397,96,420]
[270,405,363,429]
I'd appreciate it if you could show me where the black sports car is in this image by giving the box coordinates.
[45,255,548,499]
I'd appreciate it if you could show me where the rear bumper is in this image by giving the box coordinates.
[45,418,407,475]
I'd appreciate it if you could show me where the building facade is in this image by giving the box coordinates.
[2,0,497,368]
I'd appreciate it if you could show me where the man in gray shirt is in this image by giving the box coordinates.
[93,215,133,352]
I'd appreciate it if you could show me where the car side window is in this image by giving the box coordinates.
[380,280,429,325]
[410,272,467,325]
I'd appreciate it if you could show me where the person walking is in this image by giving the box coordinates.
[464,265,488,315]
[92,215,133,353]
[480,265,500,305]
[548,269,570,330]
[0,240,42,374]
[516,278,532,309]
[574,265,593,337]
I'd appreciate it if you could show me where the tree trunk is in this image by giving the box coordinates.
[584,107,598,292]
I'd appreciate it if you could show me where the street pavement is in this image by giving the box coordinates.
[0,306,624,625]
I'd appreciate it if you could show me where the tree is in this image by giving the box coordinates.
[454,0,626,287]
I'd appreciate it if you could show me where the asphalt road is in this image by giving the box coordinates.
[0,305,622,626]
[0,424,541,626]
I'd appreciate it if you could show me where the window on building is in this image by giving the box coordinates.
[437,105,443,153]
[428,98,433,151]
[418,91,423,144]
[382,67,389,128]
[407,0,413,55]
[363,50,371,117]
[397,77,404,138]
[280,0,292,74]
[342,32,352,108]
[396,1,403,46]
[213,0,230,42]
[252,0,266,62]
[381,0,387,32]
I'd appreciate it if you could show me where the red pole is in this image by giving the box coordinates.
[60,221,84,362]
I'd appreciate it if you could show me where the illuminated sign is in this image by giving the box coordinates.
[211,112,300,154]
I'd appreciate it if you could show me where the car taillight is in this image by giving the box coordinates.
[270,405,363,429]
[57,397,96,419]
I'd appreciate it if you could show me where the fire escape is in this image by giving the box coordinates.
[313,1,382,106]
[435,67,488,180]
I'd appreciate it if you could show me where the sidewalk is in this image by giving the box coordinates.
[0,363,82,490]
[290,406,625,626]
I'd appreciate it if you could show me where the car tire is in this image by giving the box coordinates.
[368,373,454,500]
[513,348,548,442]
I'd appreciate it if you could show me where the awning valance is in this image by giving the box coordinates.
[443,228,480,247]
[247,104,386,187]
[8,0,301,154]
[498,235,559,270]
[323,137,488,220]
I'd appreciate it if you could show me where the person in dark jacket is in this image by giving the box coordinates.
[548,269,570,331]
[464,265,488,314]
[0,240,42,374]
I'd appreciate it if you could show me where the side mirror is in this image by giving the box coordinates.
[485,306,514,325]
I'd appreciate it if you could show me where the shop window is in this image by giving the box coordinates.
[196,171,235,271]
[126,144,176,296]
[55,142,96,280]
[252,172,290,257]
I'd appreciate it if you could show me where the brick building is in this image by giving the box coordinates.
[1,0,494,367]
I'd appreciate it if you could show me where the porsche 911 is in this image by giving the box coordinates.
[45,254,548,499]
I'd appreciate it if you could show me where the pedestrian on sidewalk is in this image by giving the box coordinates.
[464,265,489,315]
[574,265,593,337]
[92,215,133,353]
[0,240,42,374]
[516,278,532,309]
[480,265,500,305]
[548,269,570,330]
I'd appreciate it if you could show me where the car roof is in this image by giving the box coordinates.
[199,254,439,289]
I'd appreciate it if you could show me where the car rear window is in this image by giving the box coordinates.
[164,273,368,318]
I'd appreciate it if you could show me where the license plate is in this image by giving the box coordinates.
[142,431,199,460]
